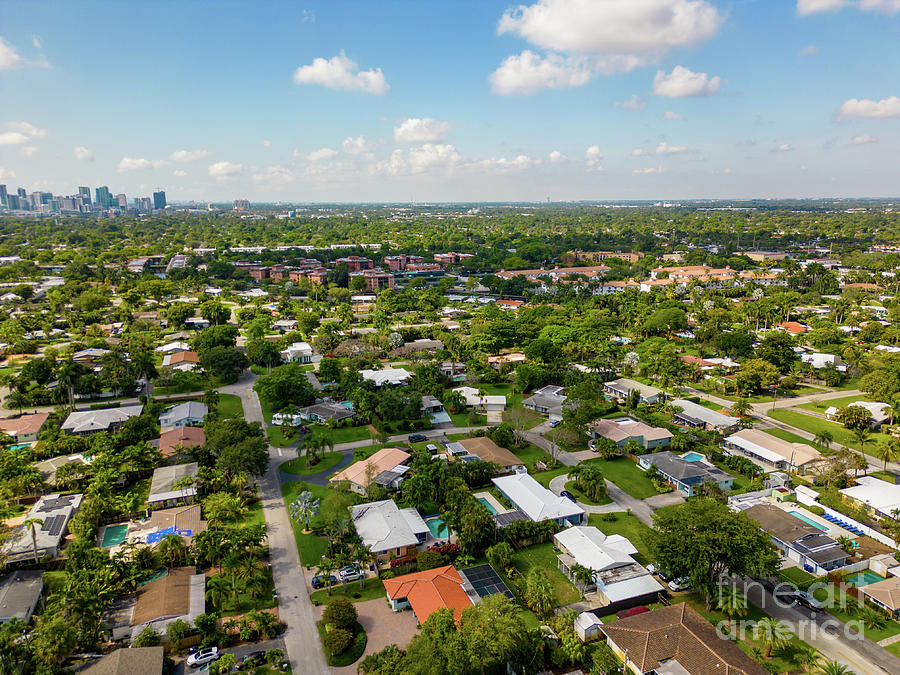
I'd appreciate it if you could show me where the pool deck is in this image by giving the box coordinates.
[774,503,859,540]
[472,491,513,515]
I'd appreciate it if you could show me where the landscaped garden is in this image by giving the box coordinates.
[280,451,343,476]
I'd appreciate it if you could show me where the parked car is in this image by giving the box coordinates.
[668,577,692,592]
[560,490,577,503]
[548,419,561,428]
[795,590,824,611]
[339,565,364,582]
[239,651,267,670]
[311,574,338,589]
[426,443,438,452]
[408,433,427,442]
[187,648,220,668]
[646,563,673,582]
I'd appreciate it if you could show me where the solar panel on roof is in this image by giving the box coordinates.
[460,565,514,600]
[47,516,65,537]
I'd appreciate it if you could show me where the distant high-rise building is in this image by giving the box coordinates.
[233,199,250,211]
[6,195,20,210]
[17,188,26,199]
[95,186,111,208]
[78,186,92,205]
[0,185,7,208]
[153,190,166,210]
[116,193,127,208]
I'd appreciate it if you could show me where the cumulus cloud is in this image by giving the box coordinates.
[585,144,603,166]
[169,149,210,162]
[0,168,15,180]
[653,66,722,97]
[21,146,37,157]
[292,51,389,95]
[0,132,29,145]
[633,166,662,174]
[342,135,375,155]
[476,154,537,172]
[73,146,94,161]
[208,161,243,179]
[859,0,900,13]
[852,134,877,145]
[253,165,295,188]
[631,148,645,156]
[393,118,453,144]
[490,51,591,95]
[173,169,188,177]
[374,144,462,176]
[838,96,900,119]
[305,148,339,161]
[614,94,646,111]
[797,0,847,14]
[7,121,46,137]
[664,111,685,120]
[117,157,168,172]
[262,140,272,148]
[799,44,819,57]
[774,143,792,152]
[0,38,21,69]
[655,141,687,154]
[548,150,567,163]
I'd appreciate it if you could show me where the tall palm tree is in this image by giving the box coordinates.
[716,585,747,621]
[752,616,789,658]
[794,644,821,673]
[289,491,320,532]
[813,430,833,452]
[730,398,751,418]
[205,574,231,611]
[816,661,855,675]
[156,533,187,568]
[57,359,82,410]
[853,427,871,456]
[22,517,44,563]
[875,440,900,471]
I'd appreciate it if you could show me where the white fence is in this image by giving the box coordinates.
[794,486,897,550]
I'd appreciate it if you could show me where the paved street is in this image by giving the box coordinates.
[173,638,286,675]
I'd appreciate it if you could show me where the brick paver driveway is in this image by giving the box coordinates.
[318,597,419,673]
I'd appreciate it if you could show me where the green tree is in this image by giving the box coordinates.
[288,490,320,531]
[835,405,873,432]
[523,567,554,617]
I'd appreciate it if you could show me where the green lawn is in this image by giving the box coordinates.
[216,569,278,616]
[812,583,900,643]
[480,383,523,409]
[778,567,818,588]
[511,442,554,473]
[280,452,343,476]
[315,424,372,444]
[267,425,297,448]
[531,466,569,489]
[834,377,861,391]
[693,383,822,404]
[588,513,654,565]
[244,498,266,528]
[450,411,487,427]
[564,480,613,506]
[584,457,658,499]
[218,393,244,419]
[762,428,820,450]
[768,408,890,456]
[502,406,545,430]
[310,578,385,605]
[510,542,581,608]
[281,480,360,567]
[798,394,869,412]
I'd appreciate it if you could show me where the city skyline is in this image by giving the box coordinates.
[2,0,900,201]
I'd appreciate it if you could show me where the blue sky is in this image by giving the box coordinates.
[1,0,899,202]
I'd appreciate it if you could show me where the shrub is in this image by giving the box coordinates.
[133,626,161,647]
[808,506,825,516]
[486,542,514,571]
[380,570,395,579]
[600,512,618,522]
[323,627,354,655]
[417,550,445,571]
[322,596,357,631]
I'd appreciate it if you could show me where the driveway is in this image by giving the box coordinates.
[317,597,419,674]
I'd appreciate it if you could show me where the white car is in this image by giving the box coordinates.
[339,565,364,582]
[187,648,220,668]
[667,577,692,592]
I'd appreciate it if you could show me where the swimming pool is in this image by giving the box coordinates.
[788,511,828,531]
[846,571,886,587]
[681,452,705,462]
[477,497,498,515]
[424,516,450,539]
[100,524,128,548]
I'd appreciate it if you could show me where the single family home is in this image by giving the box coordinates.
[351,499,429,564]
[158,402,208,429]
[492,473,584,526]
[383,565,473,625]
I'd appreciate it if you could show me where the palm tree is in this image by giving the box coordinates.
[794,644,821,673]
[730,398,751,418]
[813,430,833,452]
[22,517,44,563]
[875,439,900,471]
[816,661,856,675]
[752,616,789,658]
[57,359,81,410]
[156,533,187,568]
[205,573,231,611]
[853,427,871,456]
[4,388,28,414]
[716,585,747,621]
[288,491,320,533]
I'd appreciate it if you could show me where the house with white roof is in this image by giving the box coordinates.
[522,385,568,421]
[801,352,848,372]
[351,500,430,564]
[723,429,822,473]
[61,404,144,436]
[452,386,506,413]
[602,378,663,404]
[1,493,83,563]
[841,476,900,521]
[155,341,191,354]
[825,401,891,429]
[671,399,738,433]
[554,526,662,609]
[492,473,584,525]
[158,401,208,429]
[361,368,413,387]
[281,341,313,363]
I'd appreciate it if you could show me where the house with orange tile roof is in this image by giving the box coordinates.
[156,426,206,459]
[776,321,809,335]
[161,350,200,372]
[330,447,411,495]
[383,565,473,625]
[0,412,49,444]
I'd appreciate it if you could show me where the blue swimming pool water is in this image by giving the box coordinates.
[681,452,705,462]
[424,516,450,539]
[477,497,498,515]
[788,511,828,531]
[100,524,128,548]
[846,571,886,587]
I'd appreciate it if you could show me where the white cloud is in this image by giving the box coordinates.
[262,140,272,148]
[342,135,375,155]
[631,148,645,156]
[852,134,878,145]
[169,149,210,162]
[476,154,537,172]
[633,166,662,174]
[614,94,646,111]
[655,141,687,154]
[0,38,21,69]
[292,51,389,95]
[585,144,603,166]
[713,167,733,174]
[859,0,900,13]
[548,150,567,163]
[373,144,461,176]
[653,66,722,97]
[498,0,721,55]
[7,121,46,137]
[31,36,41,49]
[173,169,188,177]
[490,51,591,95]
[0,168,15,180]
[253,165,295,188]
[797,0,847,14]
[117,157,167,171]
[305,148,339,161]
[664,111,685,120]
[838,96,900,119]
[393,118,453,144]
[0,132,29,145]
[775,143,792,152]
[20,146,37,157]
[73,146,94,161]
[208,161,243,179]
[799,44,819,57]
